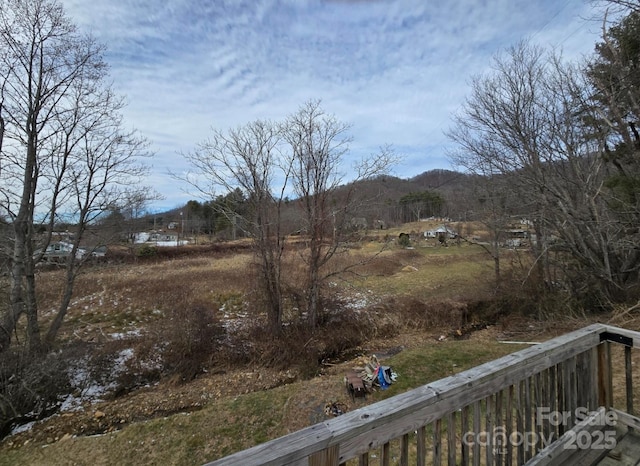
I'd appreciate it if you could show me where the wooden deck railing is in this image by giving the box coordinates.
[204,324,640,465]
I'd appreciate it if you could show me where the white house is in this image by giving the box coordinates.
[36,242,85,262]
[424,225,457,239]
[132,231,185,246]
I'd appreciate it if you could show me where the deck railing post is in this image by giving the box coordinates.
[309,445,339,466]
[504,385,514,466]
[433,418,442,466]
[597,341,613,409]
[461,404,470,466]
[401,433,409,466]
[448,411,457,465]
[486,395,494,466]
[417,425,426,466]
[625,345,634,429]
[515,380,525,466]
[473,400,481,466]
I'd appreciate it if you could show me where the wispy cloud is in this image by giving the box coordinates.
[60,0,611,210]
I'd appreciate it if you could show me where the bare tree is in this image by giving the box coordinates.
[0,0,152,352]
[448,41,631,310]
[44,91,151,345]
[450,163,514,285]
[183,119,288,332]
[284,100,397,327]
[184,101,397,331]
[594,0,640,14]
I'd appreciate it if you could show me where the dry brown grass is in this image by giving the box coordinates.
[32,252,254,342]
[4,233,627,465]
[24,238,509,399]
[25,231,536,355]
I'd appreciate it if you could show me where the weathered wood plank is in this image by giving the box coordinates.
[495,389,504,466]
[204,422,331,466]
[589,347,599,412]
[524,377,532,462]
[381,441,390,466]
[505,385,514,466]
[309,444,339,466]
[486,395,494,466]
[556,362,565,437]
[598,341,613,410]
[548,364,557,440]
[534,372,542,456]
[582,350,592,410]
[473,400,481,466]
[448,411,456,466]
[610,408,640,430]
[417,425,426,466]
[516,379,525,466]
[434,418,442,466]
[624,346,633,421]
[461,404,470,466]
[400,433,409,466]
[570,356,578,427]
[540,368,550,452]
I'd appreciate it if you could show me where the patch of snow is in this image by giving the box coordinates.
[9,421,35,436]
[341,290,377,311]
[60,348,135,412]
[110,329,142,340]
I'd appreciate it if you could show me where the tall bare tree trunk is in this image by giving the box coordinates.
[4,127,41,352]
[306,236,321,327]
[45,258,76,347]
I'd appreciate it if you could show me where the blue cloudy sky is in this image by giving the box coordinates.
[59,0,612,211]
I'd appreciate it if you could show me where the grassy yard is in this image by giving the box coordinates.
[0,337,530,465]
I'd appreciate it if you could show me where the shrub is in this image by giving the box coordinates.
[162,304,225,381]
[398,233,411,248]
[136,244,158,258]
[120,302,226,387]
[0,344,83,439]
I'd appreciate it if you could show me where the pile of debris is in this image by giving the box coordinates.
[344,355,397,400]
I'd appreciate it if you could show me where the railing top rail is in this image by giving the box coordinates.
[206,323,639,466]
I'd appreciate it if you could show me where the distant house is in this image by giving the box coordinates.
[149,232,178,243]
[133,230,183,246]
[504,229,529,248]
[424,225,457,239]
[133,232,151,243]
[36,242,85,262]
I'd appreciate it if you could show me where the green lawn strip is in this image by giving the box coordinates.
[376,339,524,398]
